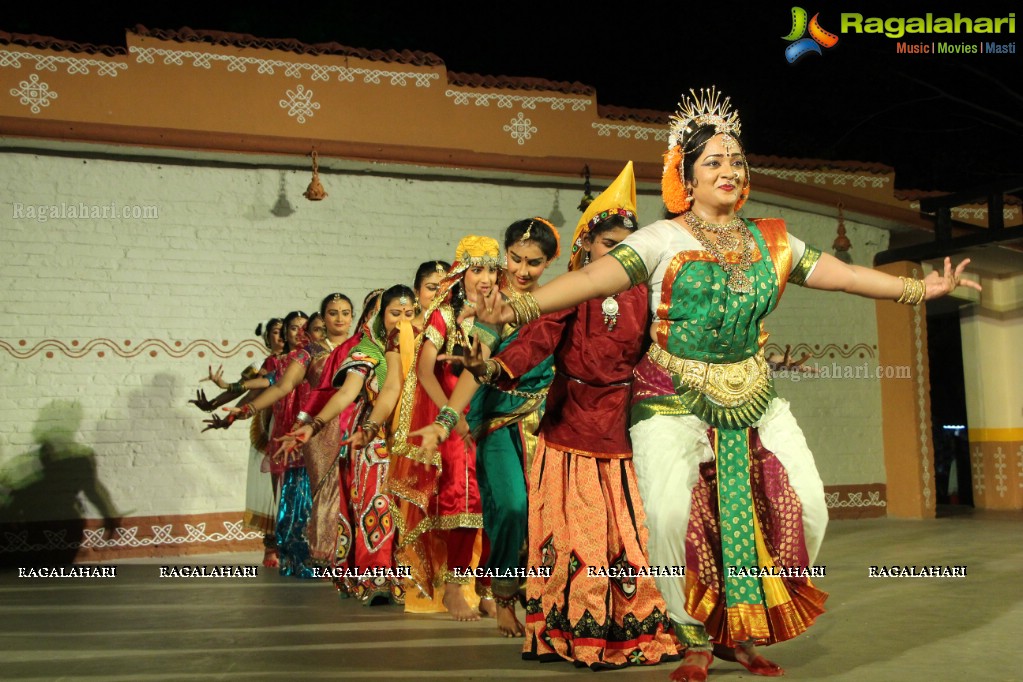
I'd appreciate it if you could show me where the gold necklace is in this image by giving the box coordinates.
[681,212,755,294]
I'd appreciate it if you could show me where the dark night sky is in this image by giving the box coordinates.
[4,1,1021,195]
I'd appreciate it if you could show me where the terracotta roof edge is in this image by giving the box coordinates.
[130,25,445,66]
[447,71,595,95]
[0,29,127,56]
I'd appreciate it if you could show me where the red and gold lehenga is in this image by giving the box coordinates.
[387,307,484,608]
[322,322,402,603]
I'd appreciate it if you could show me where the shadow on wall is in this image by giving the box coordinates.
[0,400,120,567]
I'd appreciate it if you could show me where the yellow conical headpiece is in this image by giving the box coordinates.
[570,161,637,270]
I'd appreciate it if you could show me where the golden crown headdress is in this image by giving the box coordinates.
[667,86,742,153]
[663,87,748,213]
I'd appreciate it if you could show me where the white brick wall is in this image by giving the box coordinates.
[0,149,890,522]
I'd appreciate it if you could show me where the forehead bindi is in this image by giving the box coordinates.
[508,243,545,261]
[326,301,351,314]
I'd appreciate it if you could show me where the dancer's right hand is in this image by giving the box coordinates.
[438,337,489,380]
[276,425,313,456]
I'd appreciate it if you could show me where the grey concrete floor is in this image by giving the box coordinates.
[2,509,1020,681]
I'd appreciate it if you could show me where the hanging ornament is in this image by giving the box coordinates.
[303,149,328,201]
[577,164,595,212]
[832,202,852,263]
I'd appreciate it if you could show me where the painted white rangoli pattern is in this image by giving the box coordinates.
[9,74,57,113]
[504,112,537,145]
[279,84,320,124]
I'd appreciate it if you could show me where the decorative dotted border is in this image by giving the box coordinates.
[591,122,668,141]
[0,338,267,360]
[763,342,877,360]
[757,167,890,189]
[445,90,591,111]
[0,49,127,77]
[907,201,1019,222]
[0,520,260,553]
[130,46,438,87]
[824,488,887,508]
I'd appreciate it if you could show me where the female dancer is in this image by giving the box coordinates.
[305,313,326,344]
[228,302,355,576]
[412,260,451,329]
[193,317,286,566]
[472,88,979,680]
[423,164,681,665]
[242,319,286,566]
[351,238,500,620]
[281,286,413,604]
[466,218,559,636]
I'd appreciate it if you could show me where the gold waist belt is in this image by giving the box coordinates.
[646,345,771,408]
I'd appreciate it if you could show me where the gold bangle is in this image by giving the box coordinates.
[508,292,541,326]
[896,276,925,305]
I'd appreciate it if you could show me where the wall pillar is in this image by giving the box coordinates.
[874,261,935,518]
[961,272,1023,510]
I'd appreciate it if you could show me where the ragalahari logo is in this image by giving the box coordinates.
[783,7,839,63]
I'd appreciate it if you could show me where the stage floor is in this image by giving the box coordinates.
[2,510,1020,681]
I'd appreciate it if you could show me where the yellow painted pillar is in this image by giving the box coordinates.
[874,262,935,519]
[961,272,1023,510]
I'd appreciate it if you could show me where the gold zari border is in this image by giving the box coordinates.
[608,243,649,286]
[788,245,821,287]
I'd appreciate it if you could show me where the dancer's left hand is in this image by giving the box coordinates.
[923,257,982,300]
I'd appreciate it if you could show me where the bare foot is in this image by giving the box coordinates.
[262,548,279,568]
[478,597,497,618]
[734,643,784,677]
[442,582,480,621]
[496,602,524,637]
[669,649,712,682]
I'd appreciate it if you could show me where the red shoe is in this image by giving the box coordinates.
[669,649,713,682]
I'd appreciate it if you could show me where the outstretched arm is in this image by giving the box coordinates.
[225,360,306,416]
[278,370,365,452]
[805,254,980,301]
[475,255,631,326]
